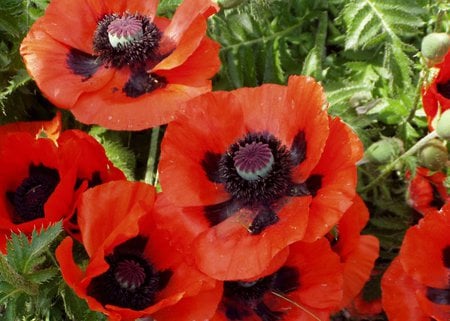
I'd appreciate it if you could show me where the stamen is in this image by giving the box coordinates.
[234,142,274,181]
[107,16,143,48]
[7,164,60,223]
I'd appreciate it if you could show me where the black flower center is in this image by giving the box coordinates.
[87,236,172,310]
[218,133,294,205]
[6,164,60,223]
[223,266,300,321]
[202,131,313,234]
[437,80,450,99]
[93,13,162,68]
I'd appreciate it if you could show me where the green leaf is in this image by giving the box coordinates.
[339,0,425,90]
[26,268,58,285]
[5,222,62,274]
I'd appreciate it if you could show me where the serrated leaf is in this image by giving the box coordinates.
[327,85,372,106]
[5,222,62,274]
[340,0,424,90]
[26,267,58,284]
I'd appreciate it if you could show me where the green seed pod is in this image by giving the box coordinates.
[436,109,450,139]
[217,0,246,9]
[418,139,448,171]
[421,33,450,66]
[365,138,403,164]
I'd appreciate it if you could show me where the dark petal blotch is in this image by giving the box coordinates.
[67,49,100,80]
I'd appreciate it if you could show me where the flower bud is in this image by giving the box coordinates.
[365,138,403,164]
[436,109,450,139]
[217,0,246,9]
[418,139,448,171]
[421,33,450,66]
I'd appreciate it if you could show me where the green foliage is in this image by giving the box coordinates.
[157,0,183,17]
[0,0,52,122]
[209,0,329,89]
[0,222,101,320]
[89,126,137,180]
[340,0,425,89]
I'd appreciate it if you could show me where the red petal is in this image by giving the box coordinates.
[339,235,379,308]
[77,181,155,257]
[162,0,218,45]
[20,25,114,109]
[193,196,310,280]
[302,117,363,242]
[156,35,221,87]
[400,211,450,288]
[159,91,244,206]
[381,257,430,321]
[71,68,211,129]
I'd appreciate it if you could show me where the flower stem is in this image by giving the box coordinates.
[405,70,425,124]
[360,130,438,193]
[144,126,162,185]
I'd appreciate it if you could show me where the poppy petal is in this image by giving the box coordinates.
[162,0,218,45]
[156,35,221,87]
[35,0,102,53]
[381,257,430,321]
[71,67,211,130]
[400,209,450,289]
[302,117,363,242]
[20,25,114,109]
[340,235,379,308]
[193,196,311,280]
[77,181,155,257]
[159,91,244,206]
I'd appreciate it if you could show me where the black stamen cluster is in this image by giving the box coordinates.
[219,133,293,205]
[87,237,172,310]
[223,266,300,321]
[123,68,166,98]
[93,14,162,68]
[7,164,60,223]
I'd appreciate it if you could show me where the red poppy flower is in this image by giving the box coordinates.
[56,181,222,321]
[400,206,450,290]
[422,50,450,129]
[159,75,363,280]
[382,205,450,321]
[0,132,77,250]
[0,126,125,249]
[407,167,449,216]
[211,239,343,321]
[382,257,450,321]
[330,195,379,309]
[20,0,220,130]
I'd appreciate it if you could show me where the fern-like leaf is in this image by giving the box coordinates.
[340,0,425,90]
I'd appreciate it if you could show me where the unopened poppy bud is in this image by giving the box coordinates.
[217,0,246,9]
[421,33,450,66]
[418,139,448,171]
[365,138,403,164]
[436,109,450,139]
